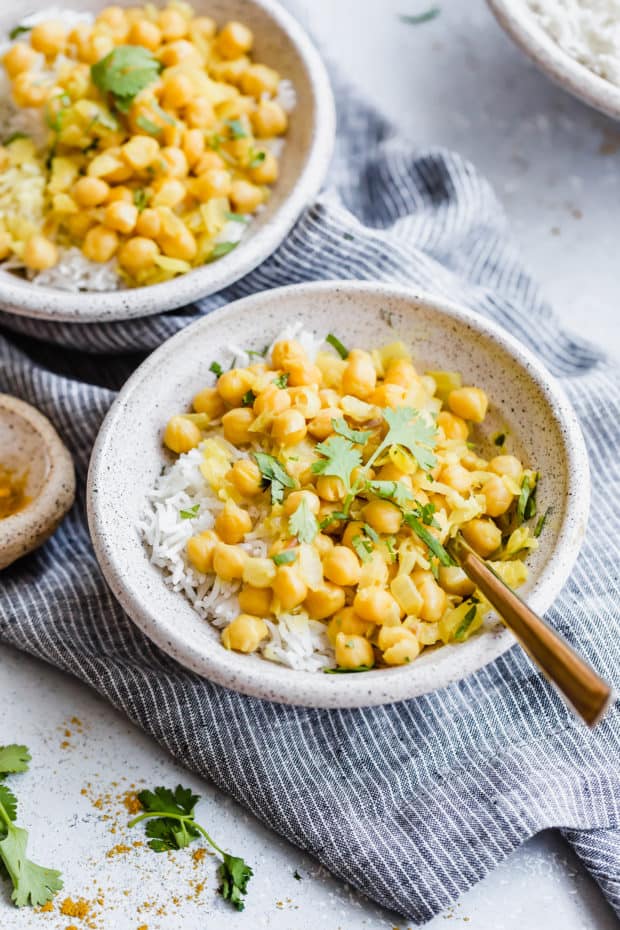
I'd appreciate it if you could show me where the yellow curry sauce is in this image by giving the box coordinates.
[0,466,30,518]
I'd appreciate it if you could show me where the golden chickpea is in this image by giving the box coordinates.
[273,565,308,610]
[128,19,162,50]
[22,235,58,271]
[160,146,189,178]
[118,237,159,274]
[11,72,49,108]
[437,410,469,440]
[221,408,254,445]
[323,546,361,586]
[162,73,194,110]
[217,368,255,407]
[103,201,138,235]
[490,455,522,481]
[307,407,341,440]
[73,176,109,208]
[97,6,127,32]
[413,571,447,623]
[186,530,217,574]
[248,150,278,185]
[319,388,340,408]
[230,179,263,214]
[341,521,365,550]
[253,384,291,416]
[185,96,215,128]
[230,459,263,496]
[271,340,306,369]
[335,632,374,669]
[243,556,277,588]
[122,135,159,171]
[82,225,119,263]
[162,121,183,147]
[65,212,95,239]
[377,463,410,484]
[191,16,216,40]
[238,585,272,617]
[158,38,201,67]
[461,518,502,558]
[363,500,402,535]
[240,63,280,98]
[135,208,161,238]
[159,7,188,40]
[30,20,66,56]
[317,503,344,536]
[283,489,320,517]
[221,613,268,653]
[160,226,198,262]
[315,476,344,502]
[251,100,288,137]
[288,386,321,420]
[163,415,202,453]
[342,349,376,400]
[217,21,253,59]
[106,186,133,204]
[384,359,417,387]
[215,501,252,544]
[85,32,115,64]
[438,565,476,597]
[483,474,514,517]
[382,635,420,666]
[354,588,400,626]
[304,582,345,620]
[3,43,37,78]
[193,169,232,201]
[182,128,205,168]
[438,463,472,495]
[272,409,307,446]
[448,387,488,423]
[213,541,247,580]
[286,361,322,388]
[370,383,407,409]
[313,533,334,559]
[152,178,186,208]
[327,607,374,646]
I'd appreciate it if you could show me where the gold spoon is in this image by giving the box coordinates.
[448,534,613,727]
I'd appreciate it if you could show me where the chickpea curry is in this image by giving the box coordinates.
[0,466,30,519]
[159,332,543,672]
[0,2,290,286]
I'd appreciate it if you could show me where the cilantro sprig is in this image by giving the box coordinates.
[326,334,349,359]
[288,497,319,544]
[129,785,252,911]
[311,435,361,496]
[254,452,295,504]
[91,46,162,112]
[0,745,63,908]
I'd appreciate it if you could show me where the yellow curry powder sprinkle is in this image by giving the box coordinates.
[60,897,91,919]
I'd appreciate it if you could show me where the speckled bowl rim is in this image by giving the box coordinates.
[0,0,335,324]
[0,394,75,568]
[487,0,620,119]
[87,281,590,708]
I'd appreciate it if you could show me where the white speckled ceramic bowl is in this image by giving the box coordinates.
[0,394,75,569]
[87,281,590,708]
[0,0,335,323]
[487,0,620,119]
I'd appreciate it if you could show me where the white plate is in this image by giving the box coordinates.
[88,281,590,707]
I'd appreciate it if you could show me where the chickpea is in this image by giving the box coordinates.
[65,212,94,238]
[11,72,49,108]
[30,21,66,57]
[377,463,411,485]
[213,541,247,580]
[3,43,37,78]
[182,128,205,168]
[217,368,254,407]
[384,359,417,388]
[159,7,188,40]
[22,235,58,271]
[135,208,161,238]
[160,146,189,178]
[218,21,253,59]
[251,100,288,137]
[128,19,162,50]
[327,608,374,646]
[245,148,277,184]
[413,571,447,623]
[191,16,216,40]
[238,585,272,617]
[307,407,341,440]
[273,565,307,610]
[315,476,344,502]
[461,518,502,558]
[221,614,268,653]
[230,179,263,214]
[353,588,400,626]
[82,225,119,263]
[243,556,277,588]
[253,384,291,416]
[363,500,402,535]
[221,408,255,445]
[152,178,186,208]
[341,521,365,550]
[230,459,263,496]
[483,474,513,517]
[490,455,522,481]
[304,582,345,620]
[272,409,307,446]
[106,186,134,204]
[240,63,280,98]
[319,388,340,408]
[163,415,202,453]
[214,501,252,544]
[162,121,183,147]
[283,489,320,517]
[370,383,407,409]
[186,530,217,574]
[438,463,472,494]
[286,361,323,388]
[382,636,420,667]
[335,632,374,670]
[271,339,306,369]
[288,386,321,420]
[185,96,215,128]
[437,410,469,440]
[159,39,202,68]
[71,176,108,208]
[118,237,159,274]
[317,503,344,536]
[313,533,334,559]
[448,387,488,423]
[97,6,127,32]
[323,546,361,586]
[193,168,232,201]
[122,135,159,171]
[194,151,226,174]
[162,73,194,110]
[342,349,376,400]
[438,565,476,598]
[102,200,138,236]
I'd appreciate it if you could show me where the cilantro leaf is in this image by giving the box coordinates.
[332,418,372,445]
[413,500,438,527]
[206,241,238,263]
[226,211,249,224]
[0,785,17,823]
[91,46,161,108]
[311,436,361,494]
[218,853,253,911]
[179,504,200,520]
[403,512,455,566]
[0,745,30,777]
[254,452,295,504]
[225,119,247,139]
[9,24,31,40]
[0,824,63,907]
[241,389,256,407]
[144,817,200,852]
[288,498,318,545]
[273,373,289,388]
[326,334,349,359]
[517,474,537,522]
[368,479,414,509]
[272,549,297,566]
[379,407,437,472]
[352,535,373,563]
[453,604,478,642]
[137,785,199,818]
[248,149,265,168]
[133,188,150,212]
[209,361,223,377]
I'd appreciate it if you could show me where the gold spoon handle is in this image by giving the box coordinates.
[450,537,612,727]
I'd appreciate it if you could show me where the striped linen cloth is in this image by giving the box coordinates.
[1,80,620,924]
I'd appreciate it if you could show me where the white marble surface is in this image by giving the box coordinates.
[2,0,620,927]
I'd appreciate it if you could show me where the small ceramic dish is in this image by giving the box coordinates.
[0,394,75,569]
[87,281,589,708]
[487,0,620,119]
[0,0,335,324]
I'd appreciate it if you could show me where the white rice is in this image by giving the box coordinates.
[140,329,335,672]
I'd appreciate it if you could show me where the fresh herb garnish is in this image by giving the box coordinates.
[136,114,161,135]
[206,241,238,262]
[288,497,319,545]
[0,744,63,907]
[453,604,478,641]
[91,46,162,112]
[273,372,289,389]
[332,418,371,445]
[352,534,373,563]
[311,435,361,496]
[323,666,372,674]
[318,511,347,530]
[8,24,31,40]
[254,452,295,505]
[384,535,397,562]
[517,474,537,522]
[241,389,256,407]
[129,785,252,911]
[369,407,437,473]
[225,211,249,224]
[534,507,550,537]
[133,188,150,211]
[3,131,28,146]
[367,479,414,509]
[150,99,176,125]
[403,512,455,566]
[248,149,265,168]
[412,500,438,527]
[399,7,440,26]
[326,333,349,359]
[272,549,297,566]
[209,361,224,377]
[225,118,247,139]
[179,504,200,520]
